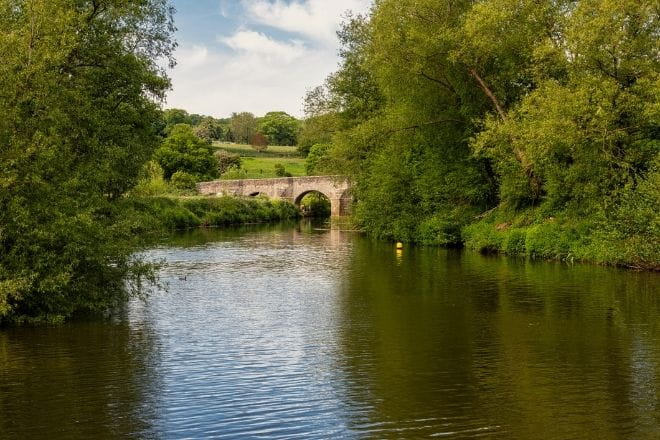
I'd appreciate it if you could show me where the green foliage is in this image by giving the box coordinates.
[131,161,170,197]
[128,197,300,231]
[230,112,257,144]
[215,151,242,175]
[258,112,300,146]
[417,216,464,247]
[170,171,199,192]
[194,118,223,143]
[305,143,332,175]
[0,0,176,324]
[299,193,331,218]
[306,0,659,269]
[503,229,527,255]
[274,163,292,178]
[298,114,339,156]
[154,124,219,181]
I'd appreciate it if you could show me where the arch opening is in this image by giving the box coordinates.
[295,190,331,218]
[249,192,266,197]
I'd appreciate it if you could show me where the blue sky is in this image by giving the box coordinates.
[166,0,372,118]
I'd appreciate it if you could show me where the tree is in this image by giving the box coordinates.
[194,117,223,143]
[154,125,220,181]
[250,132,269,152]
[258,112,301,146]
[305,0,658,267]
[0,0,176,323]
[230,112,257,144]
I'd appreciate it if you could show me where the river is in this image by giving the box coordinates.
[1,221,659,439]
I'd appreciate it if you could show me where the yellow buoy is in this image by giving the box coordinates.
[396,242,404,250]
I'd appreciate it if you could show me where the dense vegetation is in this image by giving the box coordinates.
[127,197,300,232]
[161,108,302,147]
[306,0,659,269]
[0,0,179,324]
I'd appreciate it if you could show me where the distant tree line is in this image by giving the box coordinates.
[160,109,302,147]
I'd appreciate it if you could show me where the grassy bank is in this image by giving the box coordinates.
[126,196,300,233]
[460,210,659,271]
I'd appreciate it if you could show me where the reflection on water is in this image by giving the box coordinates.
[0,221,658,439]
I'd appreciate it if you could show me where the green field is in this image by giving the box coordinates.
[214,142,301,158]
[231,157,306,179]
[214,143,306,179]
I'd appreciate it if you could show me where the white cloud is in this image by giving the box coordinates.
[244,0,372,47]
[221,30,306,63]
[166,39,330,117]
[165,0,373,118]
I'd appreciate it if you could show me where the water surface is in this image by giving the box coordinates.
[1,222,659,439]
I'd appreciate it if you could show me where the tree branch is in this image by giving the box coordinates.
[468,68,507,121]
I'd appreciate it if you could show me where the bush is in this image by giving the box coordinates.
[525,222,573,260]
[417,215,463,246]
[503,229,527,255]
[274,163,292,177]
[127,196,301,232]
[216,151,242,174]
[305,143,331,175]
[132,161,170,196]
[170,171,199,192]
[154,124,219,180]
[463,222,505,254]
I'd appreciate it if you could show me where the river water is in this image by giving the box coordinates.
[1,222,659,439]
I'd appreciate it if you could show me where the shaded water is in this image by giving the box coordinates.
[1,222,659,439]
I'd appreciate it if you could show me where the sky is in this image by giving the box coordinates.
[166,0,372,118]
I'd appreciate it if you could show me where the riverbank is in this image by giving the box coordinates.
[459,207,659,271]
[125,196,301,233]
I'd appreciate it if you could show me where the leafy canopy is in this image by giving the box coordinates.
[0,0,176,323]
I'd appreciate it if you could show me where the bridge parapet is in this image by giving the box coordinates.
[197,176,352,217]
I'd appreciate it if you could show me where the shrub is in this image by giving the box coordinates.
[463,222,505,253]
[503,229,526,255]
[132,161,170,196]
[216,151,242,174]
[525,222,573,260]
[170,171,199,192]
[417,215,463,246]
[274,163,292,177]
[154,124,219,180]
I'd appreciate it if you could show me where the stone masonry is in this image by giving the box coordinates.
[197,176,352,217]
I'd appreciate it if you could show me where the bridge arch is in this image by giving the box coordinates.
[294,190,332,217]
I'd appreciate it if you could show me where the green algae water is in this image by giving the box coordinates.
[1,222,658,439]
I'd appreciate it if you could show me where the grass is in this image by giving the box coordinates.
[227,157,306,179]
[213,142,301,158]
[213,142,307,179]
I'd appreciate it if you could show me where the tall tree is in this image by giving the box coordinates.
[229,112,257,144]
[258,112,301,146]
[0,0,176,323]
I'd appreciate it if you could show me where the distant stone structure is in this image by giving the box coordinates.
[197,176,352,217]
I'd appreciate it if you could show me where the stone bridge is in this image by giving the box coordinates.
[197,176,352,217]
